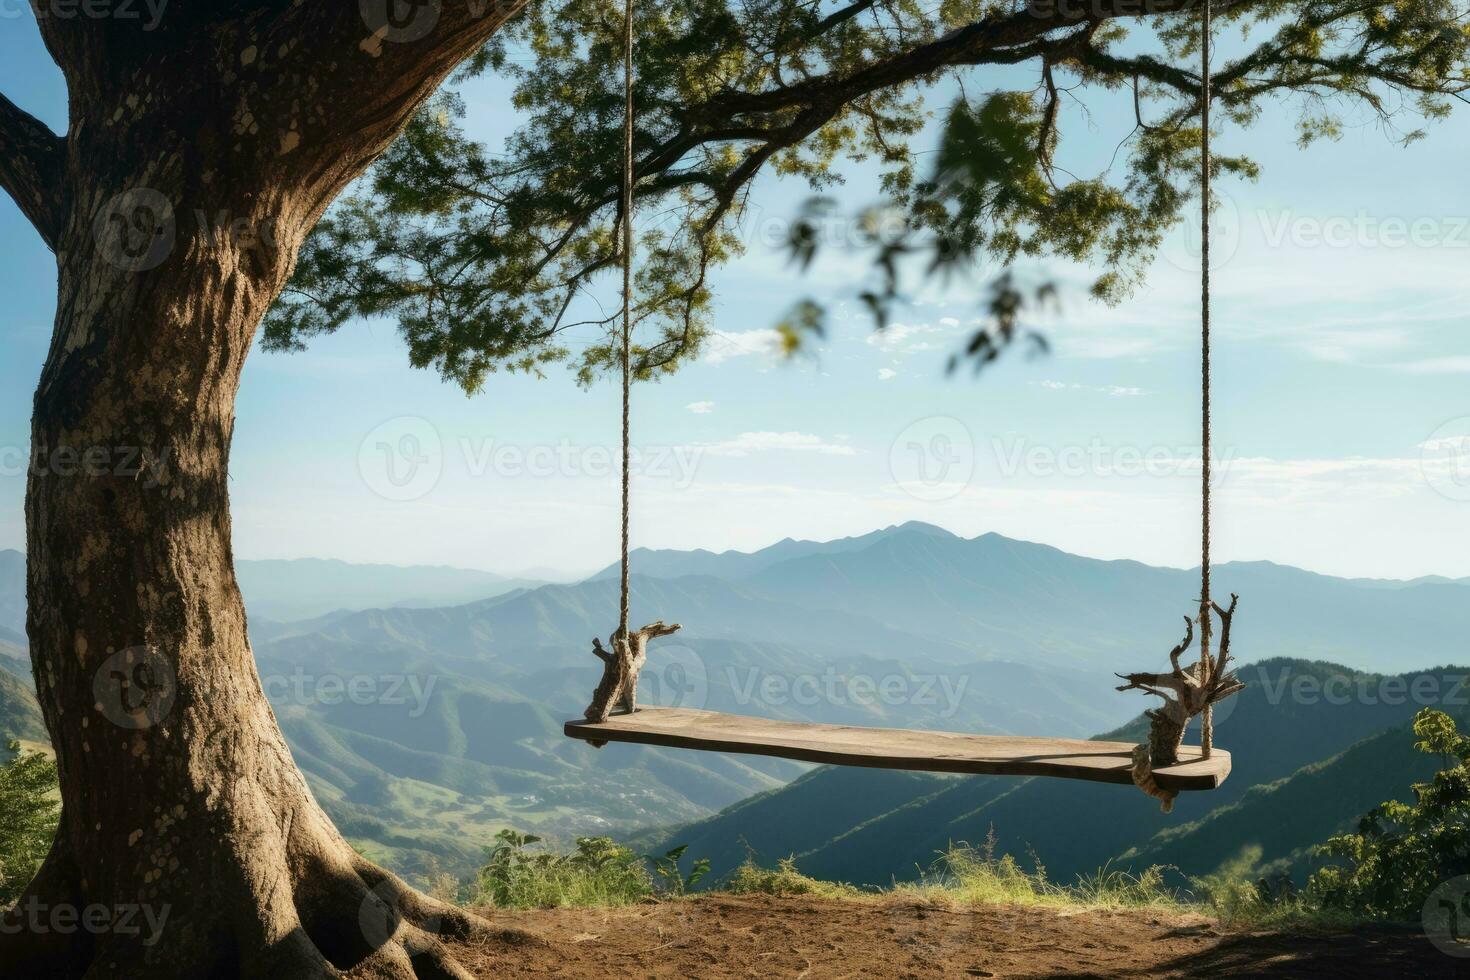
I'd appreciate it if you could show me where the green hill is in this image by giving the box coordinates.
[1121,711,1464,881]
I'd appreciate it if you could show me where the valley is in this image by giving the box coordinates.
[1,525,1466,889]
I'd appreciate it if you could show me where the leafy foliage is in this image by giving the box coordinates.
[652,843,712,896]
[1308,708,1470,920]
[0,740,59,904]
[267,0,1470,387]
[465,829,711,908]
[468,829,653,909]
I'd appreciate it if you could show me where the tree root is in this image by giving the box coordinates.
[1,827,546,980]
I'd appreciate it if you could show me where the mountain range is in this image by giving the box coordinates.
[2,525,1466,884]
[0,549,548,631]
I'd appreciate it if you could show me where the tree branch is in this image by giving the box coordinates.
[691,0,1252,123]
[0,92,66,251]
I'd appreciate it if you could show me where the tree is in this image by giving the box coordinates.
[267,0,1470,384]
[0,3,1465,977]
[0,5,539,978]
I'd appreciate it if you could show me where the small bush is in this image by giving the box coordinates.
[467,830,652,910]
[727,857,860,898]
[651,844,711,897]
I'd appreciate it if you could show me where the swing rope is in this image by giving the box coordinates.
[617,0,635,641]
[580,0,683,728]
[1127,0,1218,813]
[588,0,1238,787]
[1197,0,1215,761]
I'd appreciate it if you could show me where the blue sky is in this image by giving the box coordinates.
[3,13,1470,581]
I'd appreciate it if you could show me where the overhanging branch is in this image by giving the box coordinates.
[692,0,1256,123]
[0,92,66,252]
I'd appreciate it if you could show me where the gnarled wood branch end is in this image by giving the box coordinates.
[1119,600,1244,809]
[582,621,684,740]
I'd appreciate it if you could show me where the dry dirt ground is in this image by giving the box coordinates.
[442,894,1462,978]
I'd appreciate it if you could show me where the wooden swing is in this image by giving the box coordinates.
[565,0,1241,811]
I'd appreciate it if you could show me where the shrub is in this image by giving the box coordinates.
[651,844,711,897]
[727,856,860,898]
[467,830,652,910]
[1308,708,1470,920]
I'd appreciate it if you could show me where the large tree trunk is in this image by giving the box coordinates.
[12,231,479,980]
[0,6,527,978]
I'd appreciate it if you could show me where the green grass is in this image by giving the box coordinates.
[438,829,1385,935]
[726,856,862,899]
[463,832,655,910]
[1187,846,1360,931]
[891,833,1184,913]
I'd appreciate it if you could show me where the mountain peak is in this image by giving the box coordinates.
[885,521,956,538]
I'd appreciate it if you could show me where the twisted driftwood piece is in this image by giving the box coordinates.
[1116,595,1244,812]
[582,621,682,745]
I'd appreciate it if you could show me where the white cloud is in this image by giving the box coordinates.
[865,320,960,354]
[1211,454,1438,506]
[686,401,716,414]
[1393,356,1470,374]
[704,329,785,365]
[1036,380,1146,397]
[693,431,861,458]
[878,368,897,381]
[1061,334,1171,360]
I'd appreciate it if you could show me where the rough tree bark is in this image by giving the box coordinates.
[0,5,531,978]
